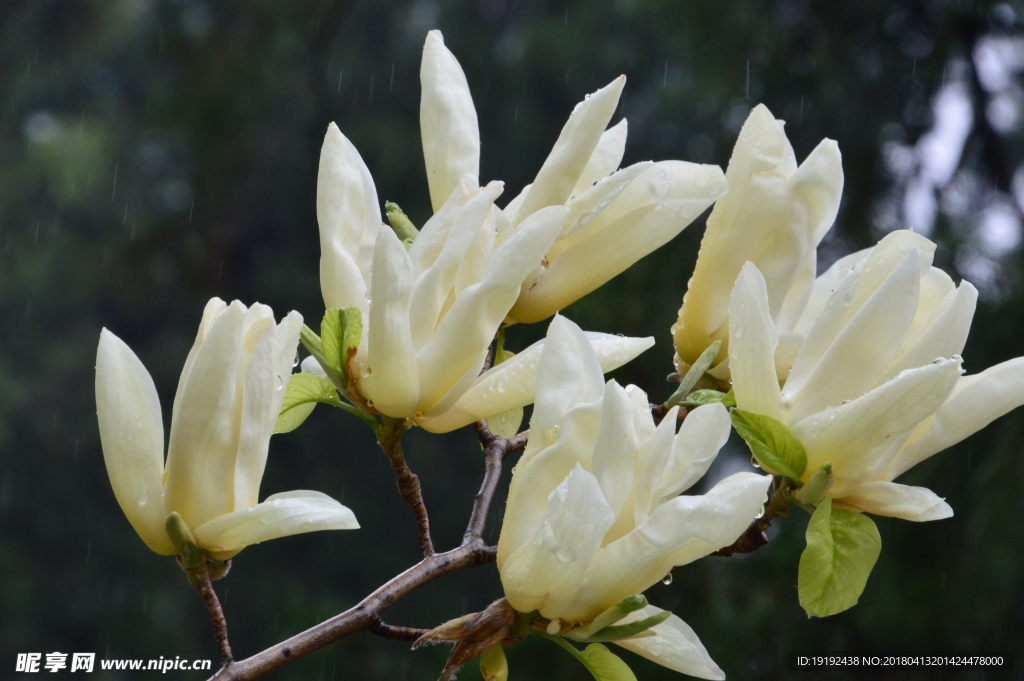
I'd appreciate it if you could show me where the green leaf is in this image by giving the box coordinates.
[274,373,336,434]
[321,307,362,383]
[721,388,736,408]
[565,595,647,640]
[794,461,834,506]
[542,635,638,681]
[571,612,671,643]
[478,644,508,681]
[730,409,807,480]
[798,496,882,618]
[666,340,721,408]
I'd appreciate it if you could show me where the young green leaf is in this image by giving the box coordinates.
[730,409,808,480]
[542,634,638,681]
[321,307,363,383]
[569,611,671,643]
[274,374,336,434]
[478,644,508,681]
[666,340,721,408]
[564,595,648,640]
[677,389,728,408]
[798,496,882,618]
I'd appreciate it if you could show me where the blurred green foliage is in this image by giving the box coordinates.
[2,1,1023,679]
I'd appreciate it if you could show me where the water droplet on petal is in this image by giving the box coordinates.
[137,489,150,506]
[661,572,674,585]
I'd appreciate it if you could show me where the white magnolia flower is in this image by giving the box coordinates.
[95,299,358,559]
[672,103,843,377]
[420,31,729,325]
[729,230,1024,520]
[497,316,771,680]
[317,124,653,431]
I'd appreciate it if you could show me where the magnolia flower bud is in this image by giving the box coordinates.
[672,103,844,377]
[728,231,1024,521]
[95,299,358,559]
[497,315,771,680]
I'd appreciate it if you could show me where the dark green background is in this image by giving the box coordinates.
[2,1,1023,679]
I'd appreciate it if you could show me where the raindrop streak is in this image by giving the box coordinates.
[662,572,674,585]
[222,586,230,608]
[85,541,92,565]
[189,201,194,222]
[663,60,668,88]
[912,57,917,78]
[34,221,39,243]
[514,105,519,122]
[337,69,343,94]
[564,6,569,24]
[73,440,80,460]
[111,162,118,202]
[389,63,395,92]
[799,94,805,119]
[746,60,750,100]
[122,204,128,225]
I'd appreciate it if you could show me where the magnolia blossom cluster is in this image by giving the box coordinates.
[93,27,1024,681]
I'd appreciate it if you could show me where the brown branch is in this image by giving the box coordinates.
[367,617,430,642]
[712,476,792,557]
[209,542,496,681]
[378,417,434,557]
[191,567,233,667]
[506,429,529,457]
[466,421,509,542]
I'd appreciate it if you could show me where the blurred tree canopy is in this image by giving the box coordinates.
[2,1,1023,679]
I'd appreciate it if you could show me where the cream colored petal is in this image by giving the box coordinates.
[792,248,870,334]
[614,606,725,681]
[591,381,641,518]
[420,352,487,419]
[415,332,653,433]
[672,104,801,366]
[513,77,626,225]
[502,182,531,224]
[631,407,681,530]
[892,357,1024,478]
[409,179,476,274]
[554,162,658,254]
[729,262,784,421]
[837,481,952,521]
[192,490,359,555]
[792,359,961,485]
[785,249,922,424]
[164,301,248,530]
[571,118,628,199]
[511,163,726,324]
[420,30,481,212]
[414,206,566,411]
[362,227,420,418]
[848,230,935,314]
[317,123,379,312]
[96,329,174,555]
[499,465,616,618]
[409,182,503,350]
[564,473,771,622]
[527,315,607,447]
[173,298,228,422]
[654,402,732,503]
[234,311,303,511]
[884,281,977,378]
[624,384,657,441]
[498,400,604,568]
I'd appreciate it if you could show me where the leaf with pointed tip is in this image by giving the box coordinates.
[798,496,882,617]
[479,644,508,681]
[730,409,807,481]
[570,611,671,643]
[666,341,721,407]
[274,373,338,434]
[321,307,363,384]
[565,595,647,640]
[677,389,729,408]
[540,634,638,681]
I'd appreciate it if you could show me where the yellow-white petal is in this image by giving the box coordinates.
[837,481,952,521]
[317,123,380,312]
[409,182,503,350]
[729,262,784,421]
[512,77,626,225]
[192,490,358,557]
[566,472,771,622]
[409,179,476,274]
[893,357,1024,478]
[613,606,725,681]
[571,118,628,199]
[499,465,615,618]
[95,329,174,555]
[511,162,726,324]
[362,227,420,418]
[654,402,732,504]
[884,281,977,378]
[415,331,653,433]
[591,381,641,518]
[792,359,961,488]
[420,30,480,212]
[414,206,566,411]
[164,301,248,530]
[234,311,303,510]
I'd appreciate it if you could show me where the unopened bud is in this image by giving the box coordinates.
[385,201,419,242]
[795,461,833,506]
